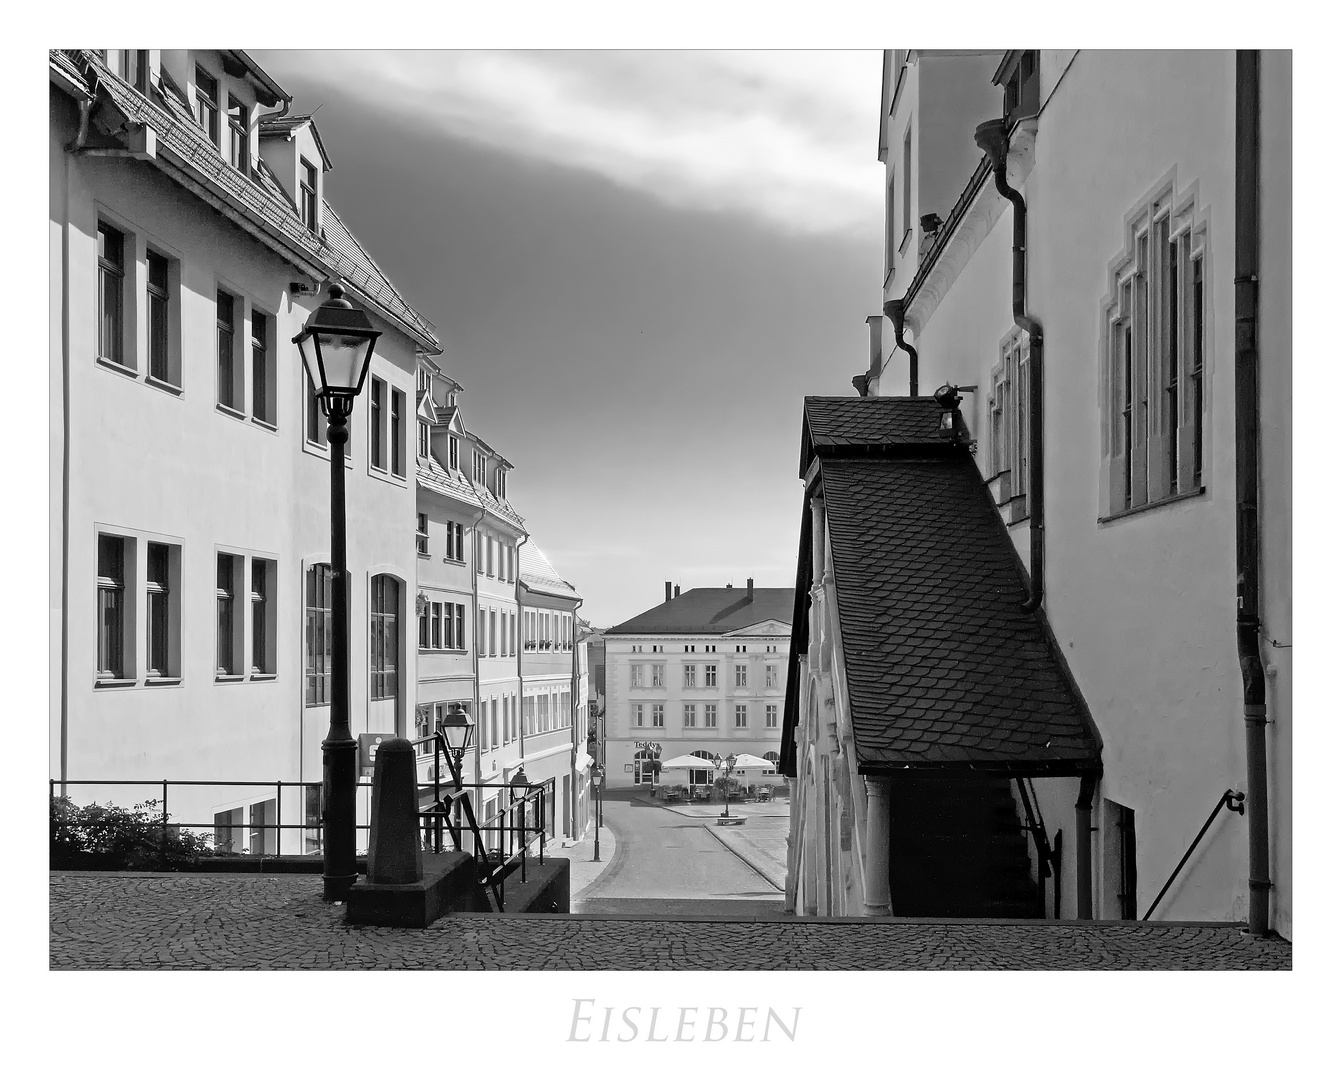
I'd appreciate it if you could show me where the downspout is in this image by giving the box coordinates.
[570,595,584,838]
[975,118,1045,613]
[881,298,919,397]
[60,112,78,795]
[1235,49,1271,937]
[469,505,488,793]
[515,529,531,764]
[1074,774,1096,919]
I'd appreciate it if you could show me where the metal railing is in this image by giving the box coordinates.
[1015,777,1063,919]
[1143,789,1245,921]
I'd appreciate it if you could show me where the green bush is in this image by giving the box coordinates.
[50,795,220,870]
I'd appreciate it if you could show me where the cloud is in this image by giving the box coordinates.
[262,49,884,237]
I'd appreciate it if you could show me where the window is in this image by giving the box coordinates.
[735,664,748,688]
[735,704,748,729]
[704,664,717,688]
[704,704,718,729]
[684,704,696,728]
[391,389,404,477]
[486,535,494,577]
[763,750,780,774]
[370,575,399,700]
[422,601,434,649]
[216,291,238,410]
[489,610,498,657]
[449,435,459,472]
[652,644,663,653]
[370,378,384,469]
[300,157,318,232]
[216,553,240,676]
[251,309,273,424]
[509,612,517,657]
[446,522,464,562]
[630,664,644,689]
[885,175,897,273]
[987,332,1030,514]
[418,421,429,459]
[491,698,499,748]
[705,644,716,653]
[120,49,148,92]
[473,450,486,484]
[145,542,175,678]
[305,372,328,448]
[195,66,219,145]
[651,704,665,729]
[1102,185,1207,517]
[251,559,275,675]
[765,704,779,729]
[651,664,664,688]
[227,94,248,174]
[96,534,127,679]
[146,249,171,383]
[683,664,696,689]
[495,468,508,500]
[1001,50,1040,122]
[766,663,779,689]
[97,222,125,367]
[901,126,912,248]
[477,608,486,656]
[416,513,429,556]
[305,563,333,705]
[452,604,465,651]
[735,644,747,653]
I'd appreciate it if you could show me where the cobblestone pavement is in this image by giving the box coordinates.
[50,873,1291,970]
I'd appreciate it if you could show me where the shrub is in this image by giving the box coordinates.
[50,795,220,870]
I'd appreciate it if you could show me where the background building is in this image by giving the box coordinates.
[605,582,791,790]
[789,49,1290,936]
[50,49,439,852]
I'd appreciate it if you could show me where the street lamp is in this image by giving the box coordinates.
[439,703,477,783]
[293,283,381,902]
[713,753,739,818]
[591,764,605,862]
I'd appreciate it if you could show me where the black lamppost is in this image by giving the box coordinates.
[713,753,738,819]
[591,764,605,862]
[510,766,531,859]
[293,283,381,902]
[439,703,476,841]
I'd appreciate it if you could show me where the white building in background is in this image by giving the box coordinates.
[49,49,440,851]
[604,582,791,790]
[788,49,1290,937]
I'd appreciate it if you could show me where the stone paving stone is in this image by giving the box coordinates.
[48,873,1291,971]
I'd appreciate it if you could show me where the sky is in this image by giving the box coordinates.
[254,50,885,627]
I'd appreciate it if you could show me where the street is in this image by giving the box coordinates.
[573,790,787,917]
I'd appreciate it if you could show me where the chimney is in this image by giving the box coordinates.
[665,581,673,603]
[747,577,755,602]
[674,584,681,598]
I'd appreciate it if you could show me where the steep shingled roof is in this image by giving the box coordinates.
[520,543,581,601]
[607,588,793,636]
[799,395,950,478]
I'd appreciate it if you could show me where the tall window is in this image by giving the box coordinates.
[735,664,748,688]
[120,49,147,92]
[97,223,125,366]
[305,372,328,447]
[145,542,171,677]
[765,663,779,689]
[765,704,779,729]
[449,436,459,472]
[418,421,429,459]
[216,291,236,409]
[478,608,486,656]
[146,250,170,382]
[305,564,333,705]
[901,126,912,246]
[251,560,273,674]
[195,66,219,144]
[704,704,717,728]
[97,535,126,679]
[683,664,696,689]
[651,704,665,729]
[370,576,399,700]
[370,378,384,469]
[300,158,318,232]
[704,664,717,688]
[633,704,644,728]
[227,94,248,174]
[473,450,486,484]
[630,664,644,689]
[489,610,498,657]
[416,513,429,556]
[1103,187,1207,517]
[735,704,748,729]
[684,704,697,729]
[391,389,404,476]
[651,664,664,688]
[251,310,271,423]
[216,554,237,676]
[448,522,464,562]
[885,175,897,273]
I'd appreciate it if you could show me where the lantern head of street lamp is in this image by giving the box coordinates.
[509,767,531,803]
[292,283,381,414]
[440,703,475,758]
[934,383,962,438]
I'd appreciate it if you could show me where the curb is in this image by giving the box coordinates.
[701,823,786,892]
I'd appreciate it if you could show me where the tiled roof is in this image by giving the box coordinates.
[468,479,524,529]
[416,455,481,508]
[59,50,438,353]
[799,396,949,478]
[520,543,581,601]
[820,455,1101,773]
[607,588,793,636]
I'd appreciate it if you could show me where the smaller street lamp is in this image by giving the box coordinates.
[509,766,531,863]
[712,753,739,819]
[439,703,476,783]
[591,764,605,862]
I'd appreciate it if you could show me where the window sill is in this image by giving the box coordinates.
[94,677,136,689]
[443,558,466,565]
[216,403,247,421]
[1099,486,1207,524]
[215,674,245,683]
[251,416,278,433]
[250,672,278,682]
[145,374,183,396]
[95,356,139,378]
[145,676,182,686]
[417,551,431,560]
[899,229,913,255]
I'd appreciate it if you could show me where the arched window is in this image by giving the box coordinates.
[689,749,714,787]
[370,575,399,700]
[763,751,780,776]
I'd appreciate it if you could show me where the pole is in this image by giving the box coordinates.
[592,773,602,862]
[322,400,358,901]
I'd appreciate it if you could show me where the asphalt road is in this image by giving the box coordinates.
[574,791,784,916]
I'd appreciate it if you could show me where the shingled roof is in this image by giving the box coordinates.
[608,588,793,636]
[783,396,1101,777]
[520,543,581,602]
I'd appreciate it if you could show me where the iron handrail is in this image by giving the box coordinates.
[1015,777,1062,919]
[1142,789,1245,921]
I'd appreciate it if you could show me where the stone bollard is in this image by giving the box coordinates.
[366,737,424,885]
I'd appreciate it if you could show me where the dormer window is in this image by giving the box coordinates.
[195,66,219,146]
[417,366,432,396]
[1000,50,1040,123]
[300,158,319,233]
[495,468,507,500]
[449,435,459,472]
[472,450,486,485]
[119,50,148,93]
[227,95,249,174]
[417,421,429,460]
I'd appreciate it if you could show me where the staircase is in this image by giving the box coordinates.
[886,776,1040,919]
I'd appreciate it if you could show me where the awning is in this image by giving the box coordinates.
[574,752,593,775]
